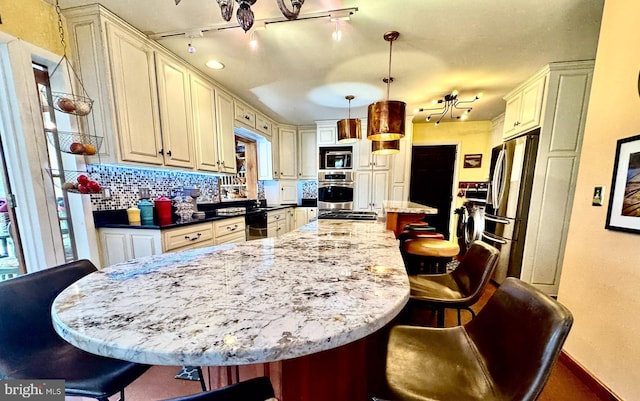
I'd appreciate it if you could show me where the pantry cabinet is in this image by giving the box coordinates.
[155,52,195,168]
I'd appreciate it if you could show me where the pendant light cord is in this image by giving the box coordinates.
[386,39,393,100]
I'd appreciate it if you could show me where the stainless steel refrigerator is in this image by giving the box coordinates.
[483,129,539,283]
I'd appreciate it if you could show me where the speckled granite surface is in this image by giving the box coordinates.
[383,200,438,214]
[52,220,409,366]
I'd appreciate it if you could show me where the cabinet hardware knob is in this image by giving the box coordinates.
[166,150,172,157]
[158,149,164,155]
[263,125,268,130]
[245,115,250,120]
[227,224,238,231]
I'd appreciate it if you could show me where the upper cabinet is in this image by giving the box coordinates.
[277,126,297,179]
[64,5,255,173]
[316,121,338,145]
[103,18,164,164]
[297,128,317,179]
[234,100,256,128]
[155,52,195,168]
[502,73,546,140]
[215,90,237,174]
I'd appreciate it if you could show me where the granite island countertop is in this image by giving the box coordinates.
[383,200,438,214]
[52,219,409,366]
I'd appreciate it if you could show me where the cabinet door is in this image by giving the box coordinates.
[502,93,522,138]
[354,171,372,211]
[517,77,546,132]
[371,170,389,214]
[317,124,338,145]
[191,74,220,172]
[298,129,317,179]
[271,128,280,179]
[257,140,274,180]
[100,231,131,267]
[130,232,162,259]
[294,208,307,229]
[280,181,298,204]
[276,220,287,237]
[155,53,195,168]
[355,138,373,170]
[106,22,163,164]
[278,128,297,179]
[234,101,256,127]
[255,114,272,138]
[215,90,237,174]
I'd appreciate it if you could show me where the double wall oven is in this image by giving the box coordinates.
[318,171,354,210]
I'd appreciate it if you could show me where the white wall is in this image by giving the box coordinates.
[558,0,640,398]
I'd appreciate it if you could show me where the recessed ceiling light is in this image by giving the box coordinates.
[205,60,225,70]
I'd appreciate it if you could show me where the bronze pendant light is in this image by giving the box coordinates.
[367,31,406,141]
[371,139,400,155]
[337,95,361,143]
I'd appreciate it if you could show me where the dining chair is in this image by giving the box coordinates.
[0,259,150,401]
[407,240,499,326]
[379,278,573,401]
[162,376,276,401]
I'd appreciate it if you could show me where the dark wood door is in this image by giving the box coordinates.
[409,145,457,239]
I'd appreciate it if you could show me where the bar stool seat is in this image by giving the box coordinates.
[401,238,459,275]
[403,238,459,258]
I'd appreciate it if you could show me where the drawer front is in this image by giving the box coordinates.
[163,223,214,252]
[213,217,245,238]
[215,230,246,245]
[267,211,286,224]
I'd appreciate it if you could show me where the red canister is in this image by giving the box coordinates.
[154,196,173,225]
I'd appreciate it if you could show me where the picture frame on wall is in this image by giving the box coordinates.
[463,154,482,168]
[605,134,640,234]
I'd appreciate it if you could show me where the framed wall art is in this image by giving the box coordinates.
[463,153,482,168]
[605,134,640,233]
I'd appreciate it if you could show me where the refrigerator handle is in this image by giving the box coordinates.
[491,149,505,206]
[484,214,512,224]
[482,232,508,245]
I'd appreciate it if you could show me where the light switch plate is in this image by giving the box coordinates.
[592,186,604,206]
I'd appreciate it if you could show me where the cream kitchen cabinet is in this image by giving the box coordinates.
[355,121,390,170]
[213,217,246,245]
[190,73,220,172]
[316,121,338,145]
[277,126,298,179]
[234,100,256,129]
[285,207,296,232]
[155,52,195,168]
[267,210,288,238]
[255,113,273,138]
[502,74,546,140]
[98,228,162,268]
[297,128,317,179]
[354,170,389,215]
[295,207,317,229]
[257,139,274,181]
[162,222,215,252]
[214,89,238,174]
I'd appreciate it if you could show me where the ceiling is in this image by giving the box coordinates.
[52,0,604,126]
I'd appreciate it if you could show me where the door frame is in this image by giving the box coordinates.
[0,33,71,270]
[411,140,461,242]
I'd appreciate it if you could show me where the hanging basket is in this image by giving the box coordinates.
[47,168,103,195]
[50,91,93,116]
[49,55,94,116]
[45,130,103,156]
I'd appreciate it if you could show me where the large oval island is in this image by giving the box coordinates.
[52,219,409,401]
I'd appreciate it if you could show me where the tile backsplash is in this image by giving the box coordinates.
[86,165,317,211]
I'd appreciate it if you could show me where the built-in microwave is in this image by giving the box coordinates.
[325,151,352,169]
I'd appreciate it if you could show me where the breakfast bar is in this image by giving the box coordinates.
[52,219,409,400]
[383,200,438,237]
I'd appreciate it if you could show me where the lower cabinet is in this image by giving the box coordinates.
[213,217,246,245]
[354,170,389,215]
[98,217,246,268]
[98,228,162,268]
[267,210,288,238]
[295,207,317,229]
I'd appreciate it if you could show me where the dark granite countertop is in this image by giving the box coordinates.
[94,202,301,230]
